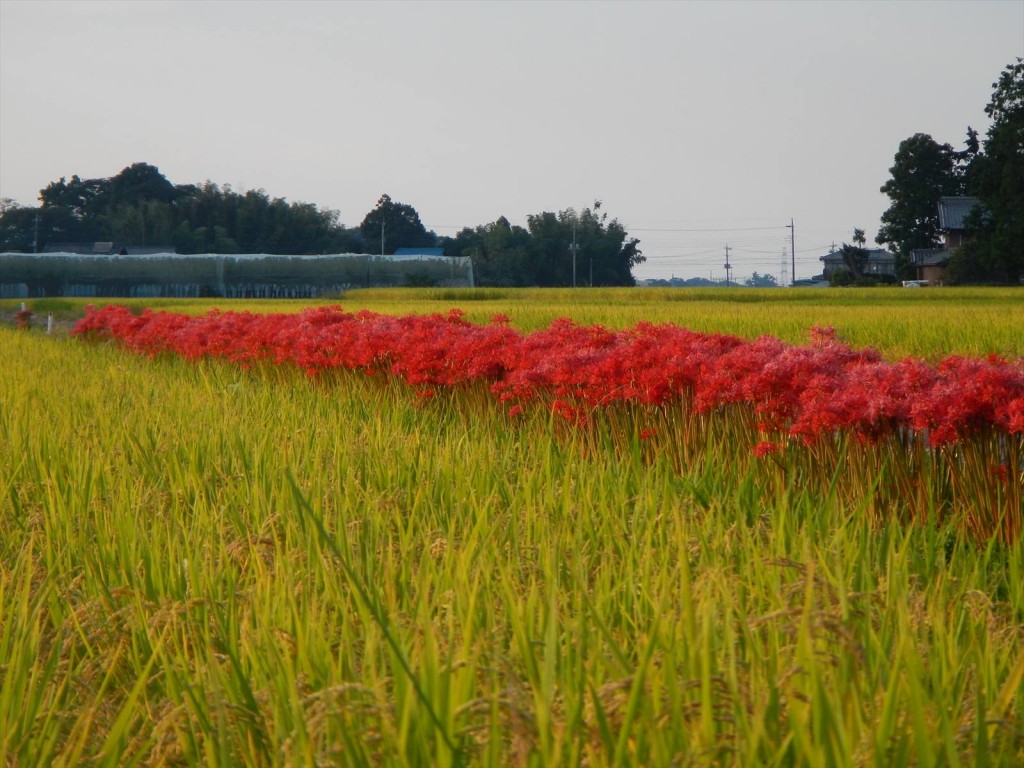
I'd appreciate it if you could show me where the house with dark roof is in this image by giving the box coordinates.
[819,247,897,281]
[909,196,980,284]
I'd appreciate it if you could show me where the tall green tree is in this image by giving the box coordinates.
[0,201,38,251]
[37,174,111,241]
[447,216,536,287]
[876,133,963,274]
[955,58,1024,284]
[103,201,175,247]
[107,162,178,209]
[10,163,359,255]
[839,228,869,281]
[358,194,435,255]
[526,205,643,287]
[744,272,779,288]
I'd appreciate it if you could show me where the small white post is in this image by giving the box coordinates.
[47,312,54,334]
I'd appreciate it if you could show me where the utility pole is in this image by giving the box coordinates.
[780,249,788,287]
[723,244,732,285]
[787,218,795,284]
[569,220,579,288]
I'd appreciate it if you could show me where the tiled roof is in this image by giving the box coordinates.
[910,248,951,266]
[938,197,980,231]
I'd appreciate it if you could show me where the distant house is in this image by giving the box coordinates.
[908,196,980,284]
[819,247,897,281]
[42,241,176,256]
[906,248,949,285]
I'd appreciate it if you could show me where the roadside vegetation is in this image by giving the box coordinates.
[2,288,1022,766]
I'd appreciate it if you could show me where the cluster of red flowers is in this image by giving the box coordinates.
[73,304,1024,448]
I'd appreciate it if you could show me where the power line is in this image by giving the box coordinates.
[626,225,788,233]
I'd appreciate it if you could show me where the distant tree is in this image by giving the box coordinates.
[954,126,981,186]
[358,194,435,255]
[829,268,853,287]
[876,133,962,275]
[171,221,204,254]
[107,162,178,209]
[447,216,536,286]
[956,58,1024,284]
[0,198,29,251]
[0,204,38,251]
[167,180,357,254]
[525,211,570,286]
[840,245,868,280]
[576,204,644,286]
[103,199,176,246]
[18,164,358,255]
[526,205,643,287]
[443,205,642,286]
[839,229,870,281]
[744,272,778,287]
[39,174,108,221]
[37,174,110,241]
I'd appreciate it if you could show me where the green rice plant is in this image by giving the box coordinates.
[6,285,1024,358]
[2,307,1023,766]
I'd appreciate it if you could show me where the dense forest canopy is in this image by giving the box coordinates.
[445,204,644,287]
[0,163,364,256]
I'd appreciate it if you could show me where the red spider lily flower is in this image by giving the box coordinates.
[72,307,1024,453]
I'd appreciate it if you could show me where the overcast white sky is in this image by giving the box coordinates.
[1,0,1021,281]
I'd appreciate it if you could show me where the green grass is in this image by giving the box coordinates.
[5,285,1023,358]
[1,290,1023,766]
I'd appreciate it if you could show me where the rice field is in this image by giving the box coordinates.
[1,288,1022,766]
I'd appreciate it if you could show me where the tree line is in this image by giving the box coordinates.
[6,59,1017,288]
[0,164,361,256]
[873,58,1023,284]
[0,167,645,287]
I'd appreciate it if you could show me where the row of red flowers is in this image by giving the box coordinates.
[72,304,1024,448]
